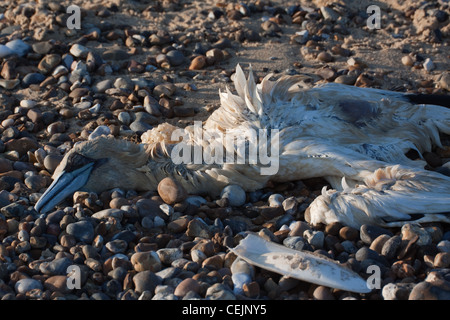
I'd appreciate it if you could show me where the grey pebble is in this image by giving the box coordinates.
[66,220,95,243]
[360,224,393,245]
[15,278,43,294]
[220,185,246,207]
[381,235,402,259]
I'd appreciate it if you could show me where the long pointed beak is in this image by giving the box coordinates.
[34,162,95,214]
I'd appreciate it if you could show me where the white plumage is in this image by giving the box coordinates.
[36,64,450,229]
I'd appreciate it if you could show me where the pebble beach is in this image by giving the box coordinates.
[0,0,449,301]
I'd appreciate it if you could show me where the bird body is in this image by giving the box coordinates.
[35,65,450,229]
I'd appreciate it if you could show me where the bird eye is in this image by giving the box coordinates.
[65,152,96,173]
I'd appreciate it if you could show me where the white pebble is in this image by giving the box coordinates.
[423,58,435,72]
[268,193,284,207]
[220,185,246,207]
[1,118,14,128]
[88,125,111,140]
[159,203,174,216]
[20,99,37,109]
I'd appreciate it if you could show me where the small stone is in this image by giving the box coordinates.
[360,224,393,245]
[320,6,339,21]
[24,175,48,191]
[370,234,391,254]
[438,72,450,91]
[434,252,450,268]
[401,223,431,246]
[243,281,260,298]
[382,283,413,300]
[133,271,161,294]
[44,154,63,173]
[88,125,111,140]
[303,230,324,249]
[268,194,284,207]
[339,226,359,241]
[317,66,337,81]
[15,278,43,294]
[288,221,310,237]
[409,281,450,300]
[313,285,335,300]
[66,220,95,243]
[381,235,402,259]
[131,251,162,272]
[423,58,435,72]
[401,55,414,67]
[189,55,206,70]
[38,54,61,74]
[70,44,89,58]
[5,39,31,57]
[317,51,333,62]
[156,248,183,265]
[186,218,212,238]
[22,73,45,87]
[220,185,246,207]
[205,283,236,300]
[102,48,130,61]
[334,74,356,85]
[437,240,450,253]
[174,278,200,297]
[166,50,185,66]
[157,177,187,205]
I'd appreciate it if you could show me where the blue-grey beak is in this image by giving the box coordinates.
[34,162,95,214]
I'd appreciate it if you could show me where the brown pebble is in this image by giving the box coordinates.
[44,275,71,293]
[317,51,333,62]
[174,278,200,297]
[313,286,335,300]
[401,55,414,67]
[370,234,391,254]
[434,252,450,268]
[189,55,206,70]
[202,255,223,269]
[339,226,359,241]
[157,177,187,205]
[243,281,260,298]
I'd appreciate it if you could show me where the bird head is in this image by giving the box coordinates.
[34,135,151,214]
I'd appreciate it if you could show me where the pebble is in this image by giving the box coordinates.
[423,58,435,72]
[437,240,450,253]
[70,44,89,58]
[401,223,431,246]
[220,185,246,207]
[157,248,183,265]
[303,230,324,249]
[44,275,71,294]
[15,278,43,294]
[174,278,201,297]
[166,50,185,66]
[131,251,162,272]
[133,271,161,293]
[313,285,335,300]
[382,282,413,300]
[205,283,236,300]
[189,55,207,70]
[268,193,284,207]
[88,125,111,140]
[157,177,188,205]
[438,72,450,91]
[66,220,95,243]
[401,55,414,67]
[381,235,402,259]
[5,39,31,57]
[360,224,393,245]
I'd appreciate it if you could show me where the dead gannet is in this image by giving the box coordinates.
[35,64,450,229]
